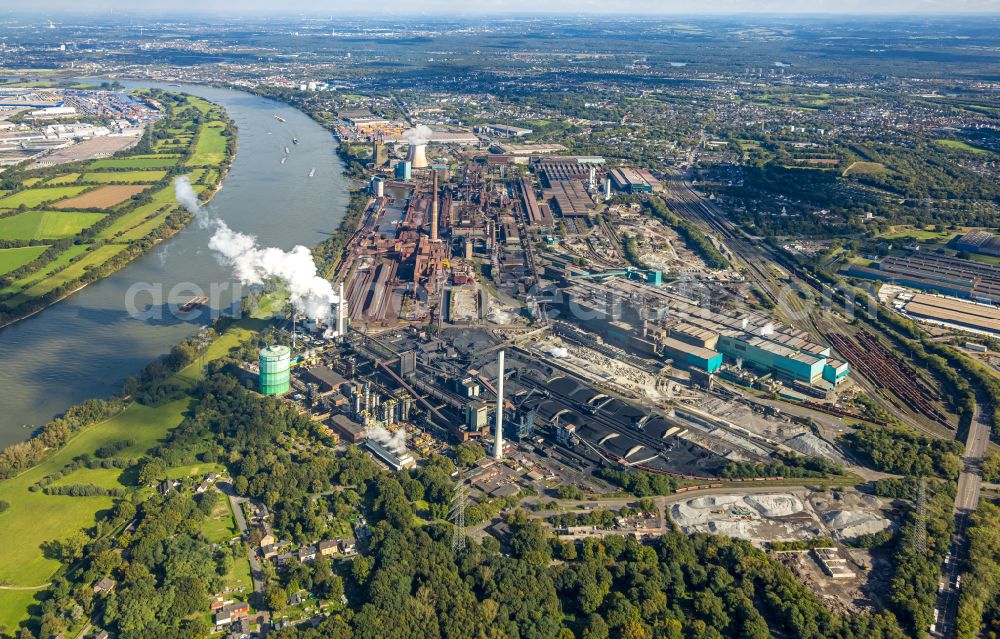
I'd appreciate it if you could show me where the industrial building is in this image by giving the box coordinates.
[497,142,567,156]
[363,439,416,471]
[545,179,594,217]
[302,365,348,395]
[487,124,533,137]
[466,400,489,431]
[259,345,291,396]
[330,413,367,443]
[339,108,391,129]
[845,252,1000,304]
[394,161,412,181]
[609,167,658,193]
[902,293,1000,335]
[556,276,846,385]
[956,230,1000,258]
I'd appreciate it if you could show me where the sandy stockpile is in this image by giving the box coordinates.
[745,494,805,517]
[824,510,892,540]
[671,495,743,526]
[707,520,755,538]
[785,432,845,463]
[671,493,804,527]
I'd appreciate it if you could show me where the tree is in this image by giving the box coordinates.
[265,583,288,612]
[454,442,485,467]
[137,457,166,485]
[352,555,373,584]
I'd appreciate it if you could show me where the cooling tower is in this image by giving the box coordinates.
[407,142,429,169]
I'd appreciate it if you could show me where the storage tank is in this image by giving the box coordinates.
[259,345,291,396]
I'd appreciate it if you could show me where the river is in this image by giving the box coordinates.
[0,82,349,448]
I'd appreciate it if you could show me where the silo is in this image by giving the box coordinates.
[259,345,291,396]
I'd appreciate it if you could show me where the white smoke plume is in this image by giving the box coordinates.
[174,175,202,214]
[401,124,433,146]
[547,346,569,358]
[172,177,338,321]
[368,423,407,455]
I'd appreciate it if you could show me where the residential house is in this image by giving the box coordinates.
[298,544,317,563]
[92,577,116,595]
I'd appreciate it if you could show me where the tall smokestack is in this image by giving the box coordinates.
[337,281,347,337]
[407,142,429,169]
[494,350,505,460]
[431,170,439,242]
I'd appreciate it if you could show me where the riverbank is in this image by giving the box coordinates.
[0,81,352,630]
[0,81,348,447]
[0,319,265,632]
[0,90,236,329]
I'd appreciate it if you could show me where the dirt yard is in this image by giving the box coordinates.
[52,185,150,209]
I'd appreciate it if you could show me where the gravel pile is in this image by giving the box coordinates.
[824,510,892,540]
[785,432,844,463]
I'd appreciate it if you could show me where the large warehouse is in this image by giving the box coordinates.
[845,252,1000,304]
[902,293,1000,335]
[558,277,847,385]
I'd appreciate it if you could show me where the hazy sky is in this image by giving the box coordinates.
[15,0,1000,15]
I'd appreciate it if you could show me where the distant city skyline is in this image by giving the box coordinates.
[9,0,1000,16]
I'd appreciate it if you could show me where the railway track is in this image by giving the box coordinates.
[826,330,950,427]
[661,175,780,306]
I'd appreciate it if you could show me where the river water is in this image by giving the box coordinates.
[0,82,349,448]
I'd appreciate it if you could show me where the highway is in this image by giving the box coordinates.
[933,396,991,638]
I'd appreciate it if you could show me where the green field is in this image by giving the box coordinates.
[0,323,261,629]
[843,161,892,177]
[188,122,228,166]
[0,245,89,297]
[44,173,81,185]
[882,227,957,242]
[81,170,168,184]
[0,92,230,325]
[202,498,240,544]
[935,138,991,154]
[88,157,179,169]
[0,245,48,275]
[95,206,163,241]
[0,186,89,209]
[0,210,105,240]
[968,253,1000,266]
[117,208,176,242]
[0,590,44,632]
[10,244,127,302]
[128,154,183,160]
[50,466,127,490]
[0,400,187,588]
[95,181,186,241]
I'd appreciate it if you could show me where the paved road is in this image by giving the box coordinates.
[218,481,265,595]
[934,398,991,638]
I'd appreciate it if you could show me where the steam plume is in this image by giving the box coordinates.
[368,423,407,455]
[173,176,339,321]
[402,124,433,146]
[174,175,201,214]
